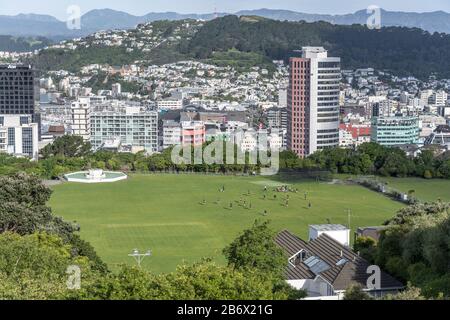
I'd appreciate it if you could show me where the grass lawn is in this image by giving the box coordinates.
[49,174,403,273]
[380,177,450,202]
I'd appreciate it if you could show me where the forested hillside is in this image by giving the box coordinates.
[0,35,51,52]
[29,15,450,79]
[185,16,450,79]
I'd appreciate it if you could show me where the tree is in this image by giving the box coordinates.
[80,260,293,300]
[223,220,286,277]
[343,284,373,300]
[375,202,450,299]
[0,173,66,235]
[384,286,426,300]
[437,159,450,178]
[40,135,92,159]
[378,150,411,177]
[423,170,433,179]
[354,236,377,263]
[0,173,52,206]
[222,220,306,300]
[0,173,107,272]
[0,232,98,300]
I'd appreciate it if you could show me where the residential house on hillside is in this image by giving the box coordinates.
[275,226,404,300]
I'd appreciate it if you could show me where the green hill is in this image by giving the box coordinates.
[0,35,52,52]
[30,15,450,79]
[186,16,450,79]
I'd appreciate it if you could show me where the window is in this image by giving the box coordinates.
[20,116,29,125]
[8,128,15,147]
[22,127,33,156]
[303,256,331,275]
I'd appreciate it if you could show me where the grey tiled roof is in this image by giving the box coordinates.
[275,230,404,291]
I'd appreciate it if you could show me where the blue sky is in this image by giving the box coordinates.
[1,0,450,20]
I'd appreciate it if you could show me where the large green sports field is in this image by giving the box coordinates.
[49,174,405,273]
[381,177,450,202]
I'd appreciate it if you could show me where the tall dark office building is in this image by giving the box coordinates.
[0,64,36,115]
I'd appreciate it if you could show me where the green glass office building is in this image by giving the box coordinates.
[371,116,419,146]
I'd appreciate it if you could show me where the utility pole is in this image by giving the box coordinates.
[347,209,352,230]
[128,249,152,268]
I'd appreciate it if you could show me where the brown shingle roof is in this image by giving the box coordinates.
[275,231,404,291]
[275,230,307,256]
[275,230,314,280]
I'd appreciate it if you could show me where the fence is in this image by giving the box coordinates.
[350,176,418,205]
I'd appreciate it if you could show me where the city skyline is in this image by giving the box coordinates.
[2,0,450,20]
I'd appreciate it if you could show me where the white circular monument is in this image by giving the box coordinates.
[64,169,128,184]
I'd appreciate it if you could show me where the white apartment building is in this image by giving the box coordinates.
[225,121,249,133]
[268,133,283,151]
[339,129,355,148]
[420,89,434,106]
[438,106,450,118]
[90,106,158,154]
[240,130,258,152]
[157,98,183,110]
[278,88,288,107]
[430,90,448,106]
[419,114,447,139]
[89,96,107,105]
[112,83,122,97]
[71,97,91,141]
[307,47,341,154]
[0,114,39,160]
[163,120,182,149]
[238,129,283,152]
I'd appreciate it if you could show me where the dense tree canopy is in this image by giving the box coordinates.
[0,232,98,300]
[223,220,286,277]
[374,202,450,299]
[0,173,107,272]
[79,260,290,300]
[40,135,92,159]
[299,144,450,179]
[343,284,373,300]
[186,16,450,79]
[0,35,51,52]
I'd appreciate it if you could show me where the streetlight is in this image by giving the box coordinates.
[346,209,352,230]
[128,249,152,267]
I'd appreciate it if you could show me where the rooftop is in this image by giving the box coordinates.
[310,224,349,232]
[275,230,404,291]
[0,64,32,70]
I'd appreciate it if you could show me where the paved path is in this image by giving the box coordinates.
[42,180,63,187]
